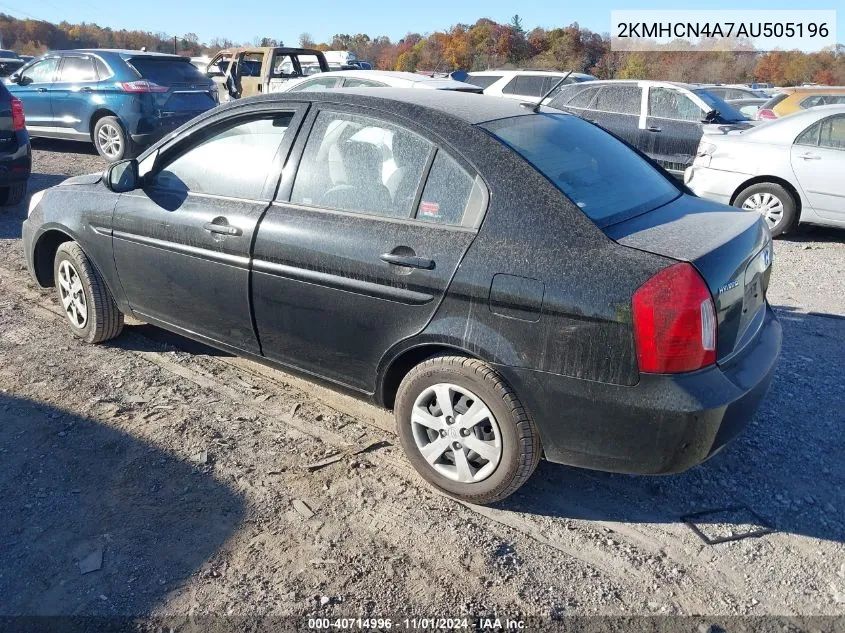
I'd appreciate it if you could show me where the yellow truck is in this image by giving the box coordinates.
[206,47,330,101]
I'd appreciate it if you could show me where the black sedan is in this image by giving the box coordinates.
[23,90,781,504]
[0,81,30,206]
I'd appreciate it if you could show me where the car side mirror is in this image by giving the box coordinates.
[13,74,30,86]
[106,159,139,193]
[701,109,720,123]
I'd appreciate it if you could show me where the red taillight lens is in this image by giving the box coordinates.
[117,80,168,93]
[632,263,717,374]
[756,108,777,120]
[11,97,25,131]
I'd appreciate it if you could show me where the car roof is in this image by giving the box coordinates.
[225,88,559,125]
[47,49,186,60]
[294,70,477,88]
[468,69,594,78]
[779,86,845,95]
[579,79,700,90]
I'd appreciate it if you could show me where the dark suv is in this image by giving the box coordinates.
[8,50,217,161]
[0,81,31,206]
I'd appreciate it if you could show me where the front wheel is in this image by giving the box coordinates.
[53,241,124,344]
[395,356,541,504]
[734,182,797,238]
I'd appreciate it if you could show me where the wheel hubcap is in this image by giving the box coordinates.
[742,192,784,229]
[58,260,88,328]
[97,124,122,158]
[411,383,502,484]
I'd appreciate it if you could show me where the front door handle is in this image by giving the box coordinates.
[79,86,94,93]
[799,153,821,160]
[380,253,435,270]
[647,126,661,132]
[203,221,242,236]
[35,87,48,92]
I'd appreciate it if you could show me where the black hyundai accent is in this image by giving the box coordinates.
[22,90,781,504]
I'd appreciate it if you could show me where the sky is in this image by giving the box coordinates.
[1,0,841,47]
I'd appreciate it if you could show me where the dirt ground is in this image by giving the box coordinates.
[1,140,844,622]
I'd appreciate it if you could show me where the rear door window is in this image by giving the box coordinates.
[416,151,474,225]
[483,113,680,226]
[129,58,207,83]
[58,56,96,82]
[503,75,546,97]
[290,111,432,218]
[466,74,502,89]
[593,85,642,115]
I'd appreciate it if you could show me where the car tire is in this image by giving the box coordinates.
[0,182,27,206]
[53,241,124,344]
[395,356,541,504]
[93,116,134,162]
[733,182,797,238]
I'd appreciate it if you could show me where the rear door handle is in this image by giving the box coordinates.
[647,126,661,132]
[380,253,435,270]
[799,153,821,160]
[79,86,94,93]
[203,222,242,236]
[35,87,48,92]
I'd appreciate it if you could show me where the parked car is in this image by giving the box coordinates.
[547,80,754,177]
[703,85,769,100]
[686,104,845,237]
[280,70,483,93]
[464,69,595,101]
[23,90,781,503]
[0,80,30,206]
[7,50,217,161]
[755,87,845,120]
[205,47,330,101]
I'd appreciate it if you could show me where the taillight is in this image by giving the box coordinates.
[11,97,25,131]
[632,263,717,374]
[117,80,168,93]
[756,108,777,120]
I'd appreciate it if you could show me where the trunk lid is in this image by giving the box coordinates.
[606,195,773,362]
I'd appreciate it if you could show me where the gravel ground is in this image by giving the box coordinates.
[0,143,843,621]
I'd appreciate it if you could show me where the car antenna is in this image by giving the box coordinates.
[521,70,572,113]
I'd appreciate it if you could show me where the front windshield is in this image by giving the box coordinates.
[482,113,681,227]
[693,89,748,121]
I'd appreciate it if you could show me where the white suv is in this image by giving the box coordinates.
[465,69,596,102]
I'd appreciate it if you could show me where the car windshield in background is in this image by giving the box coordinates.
[693,89,748,121]
[129,58,207,84]
[482,113,680,227]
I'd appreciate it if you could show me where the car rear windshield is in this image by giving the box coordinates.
[692,89,747,121]
[481,113,680,227]
[129,58,207,84]
[760,93,789,110]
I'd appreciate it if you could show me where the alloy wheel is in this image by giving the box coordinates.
[742,192,784,230]
[410,383,502,483]
[97,123,122,159]
[57,260,88,329]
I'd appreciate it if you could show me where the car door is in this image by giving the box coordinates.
[112,104,308,352]
[790,114,845,222]
[586,84,643,148]
[643,86,706,175]
[8,56,59,129]
[251,106,486,393]
[50,54,100,136]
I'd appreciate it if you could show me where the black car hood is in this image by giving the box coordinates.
[60,173,102,187]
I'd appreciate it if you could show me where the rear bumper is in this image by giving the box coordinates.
[497,304,781,474]
[685,164,752,206]
[0,133,31,184]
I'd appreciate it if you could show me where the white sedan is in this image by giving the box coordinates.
[685,104,845,236]
[276,70,483,94]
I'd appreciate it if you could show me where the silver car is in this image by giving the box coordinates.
[685,104,845,236]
